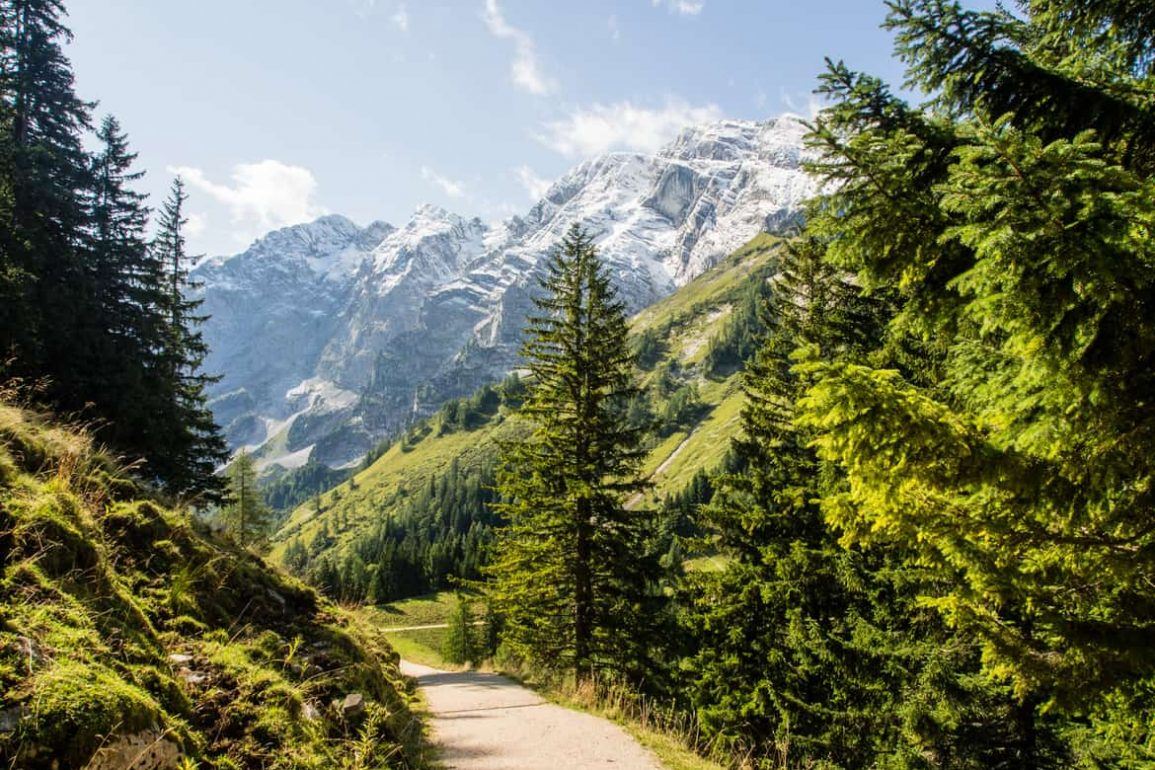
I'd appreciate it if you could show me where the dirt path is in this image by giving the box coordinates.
[628,434,693,509]
[379,622,484,633]
[401,660,663,769]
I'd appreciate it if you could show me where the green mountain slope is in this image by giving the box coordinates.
[0,403,425,769]
[271,233,782,585]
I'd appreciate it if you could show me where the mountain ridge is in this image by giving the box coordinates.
[269,233,783,583]
[194,115,815,471]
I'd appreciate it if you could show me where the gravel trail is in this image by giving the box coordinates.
[401,661,663,769]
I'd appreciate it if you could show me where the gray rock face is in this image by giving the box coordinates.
[194,116,817,470]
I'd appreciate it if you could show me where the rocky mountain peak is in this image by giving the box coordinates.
[194,114,818,470]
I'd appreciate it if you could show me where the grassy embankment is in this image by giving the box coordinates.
[0,402,432,769]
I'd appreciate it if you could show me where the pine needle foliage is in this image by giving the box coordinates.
[0,0,227,499]
[485,224,666,683]
[792,0,1155,763]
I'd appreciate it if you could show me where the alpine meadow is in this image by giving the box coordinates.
[2,1,1154,768]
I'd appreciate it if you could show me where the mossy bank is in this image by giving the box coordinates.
[0,403,427,769]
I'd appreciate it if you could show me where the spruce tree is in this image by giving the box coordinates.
[0,5,224,500]
[0,0,93,398]
[85,115,167,458]
[684,239,886,763]
[485,224,664,682]
[152,177,227,500]
[793,0,1155,762]
[222,449,271,547]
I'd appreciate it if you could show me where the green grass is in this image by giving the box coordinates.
[373,592,459,628]
[631,233,782,337]
[270,415,527,560]
[650,384,746,500]
[361,592,475,671]
[624,726,729,770]
[380,629,452,670]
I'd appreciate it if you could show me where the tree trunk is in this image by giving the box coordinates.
[574,495,593,680]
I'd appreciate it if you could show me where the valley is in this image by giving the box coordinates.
[4,0,1153,767]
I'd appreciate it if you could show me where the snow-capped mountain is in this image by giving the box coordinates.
[194,115,817,470]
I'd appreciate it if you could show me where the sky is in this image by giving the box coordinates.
[64,0,990,256]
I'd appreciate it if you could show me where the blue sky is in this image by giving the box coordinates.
[65,0,987,256]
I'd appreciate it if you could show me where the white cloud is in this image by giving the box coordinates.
[651,0,704,16]
[537,98,724,158]
[168,160,326,241]
[607,14,621,41]
[350,0,376,19]
[514,165,552,200]
[421,166,466,198]
[482,0,556,96]
[778,87,825,119]
[185,212,208,238]
[391,2,409,32]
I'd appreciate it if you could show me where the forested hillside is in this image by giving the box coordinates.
[269,234,782,602]
[0,3,423,768]
[6,0,1155,767]
[279,2,1155,766]
[0,0,225,500]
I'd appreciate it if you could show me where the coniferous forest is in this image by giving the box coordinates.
[3,0,1155,768]
[0,0,226,500]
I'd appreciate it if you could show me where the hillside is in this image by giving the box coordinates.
[0,403,426,769]
[270,233,782,586]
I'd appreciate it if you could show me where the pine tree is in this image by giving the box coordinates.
[151,177,227,500]
[0,0,93,398]
[0,5,224,499]
[684,238,892,763]
[485,224,665,682]
[441,596,476,667]
[84,115,168,462]
[222,450,271,547]
[793,0,1155,762]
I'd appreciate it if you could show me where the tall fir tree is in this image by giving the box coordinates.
[0,3,225,500]
[0,0,93,397]
[683,239,889,763]
[485,224,665,682]
[86,114,167,458]
[684,237,1044,766]
[151,177,228,500]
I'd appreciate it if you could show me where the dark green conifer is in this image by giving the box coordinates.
[151,177,227,499]
[793,0,1155,762]
[485,224,665,682]
[0,0,92,385]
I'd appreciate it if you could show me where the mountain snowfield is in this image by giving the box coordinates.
[193,115,817,470]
